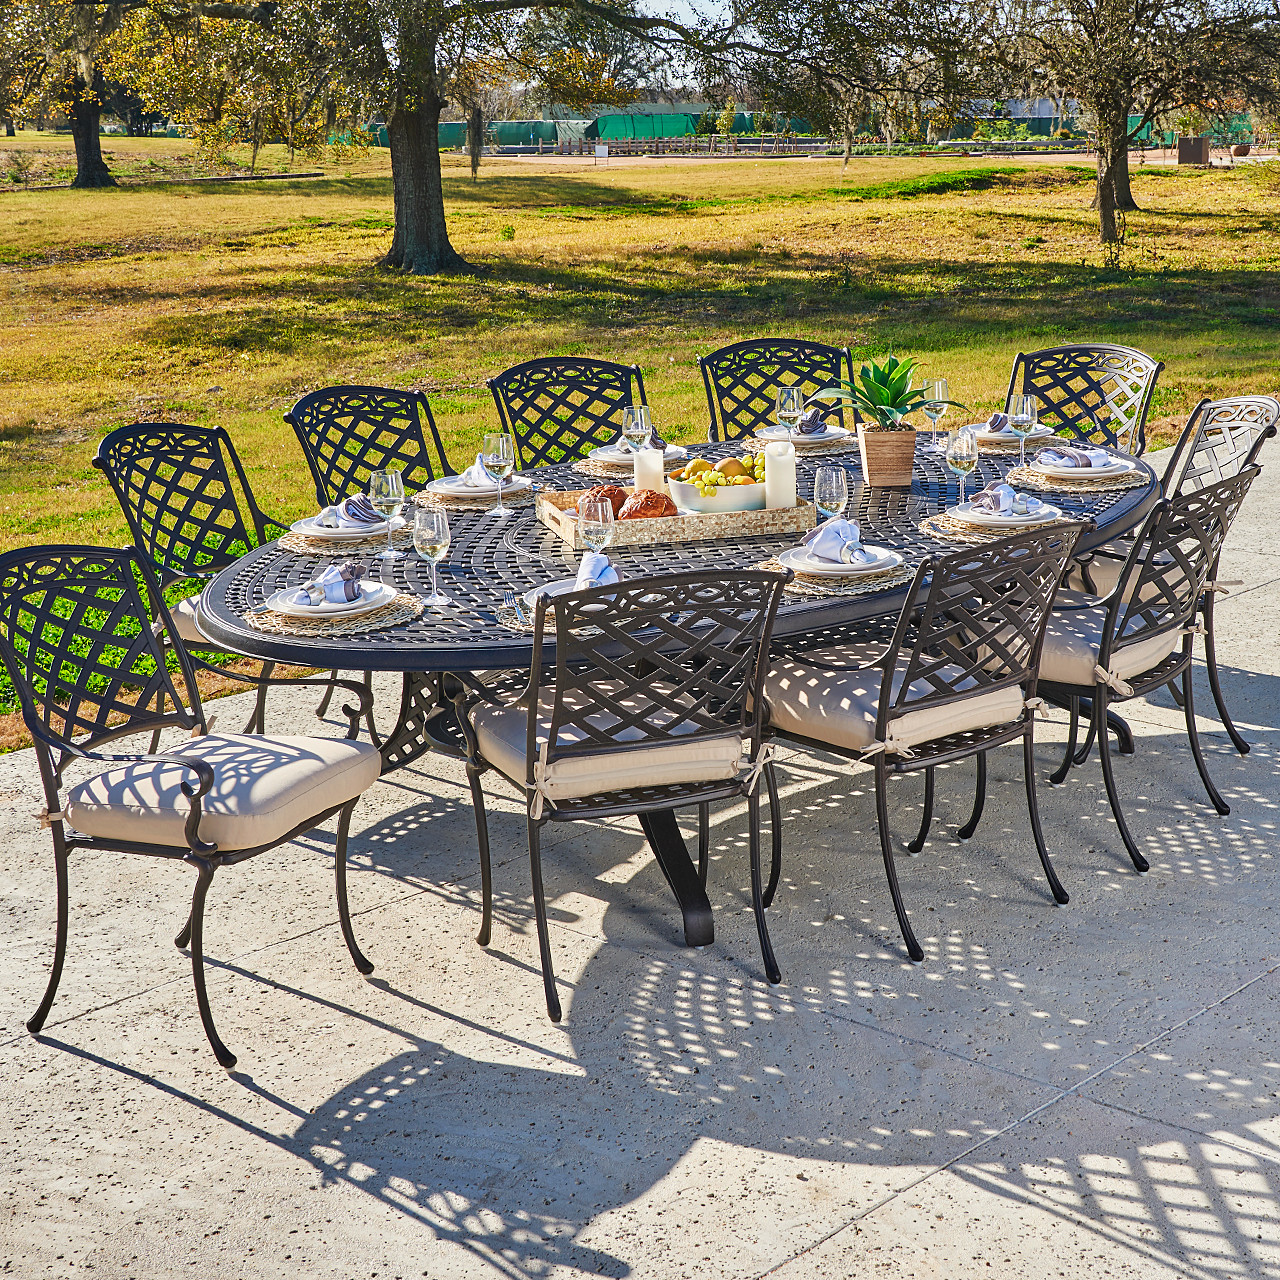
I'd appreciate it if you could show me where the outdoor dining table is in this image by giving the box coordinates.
[197,441,1161,949]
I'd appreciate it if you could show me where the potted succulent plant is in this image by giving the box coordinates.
[812,354,964,487]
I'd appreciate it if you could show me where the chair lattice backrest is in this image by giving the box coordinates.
[487,358,646,469]
[1162,395,1280,498]
[94,423,267,587]
[528,571,787,776]
[883,526,1084,734]
[699,338,855,442]
[1109,467,1260,662]
[1005,344,1164,454]
[285,386,449,506]
[0,546,200,754]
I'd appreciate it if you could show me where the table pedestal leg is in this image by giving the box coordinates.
[379,672,466,775]
[639,810,714,948]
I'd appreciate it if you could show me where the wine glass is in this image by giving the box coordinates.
[814,466,849,522]
[945,427,979,506]
[367,468,405,560]
[923,377,949,454]
[621,404,651,452]
[578,498,615,554]
[776,386,806,434]
[413,504,452,607]
[1008,393,1039,470]
[482,432,515,517]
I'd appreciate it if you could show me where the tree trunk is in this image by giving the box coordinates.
[1090,112,1138,242]
[4,116,16,138]
[382,98,465,275]
[468,104,482,181]
[68,70,115,189]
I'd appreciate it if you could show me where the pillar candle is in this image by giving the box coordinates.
[633,447,666,494]
[764,441,797,510]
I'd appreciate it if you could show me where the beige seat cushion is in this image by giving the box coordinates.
[171,593,208,645]
[470,697,744,801]
[1040,607,1181,688]
[65,733,381,851]
[763,644,1026,755]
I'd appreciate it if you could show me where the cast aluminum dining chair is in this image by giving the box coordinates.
[486,357,647,469]
[1070,395,1279,754]
[1040,467,1261,874]
[1005,343,1164,454]
[0,545,381,1070]
[762,525,1083,964]
[93,421,290,736]
[285,385,455,505]
[456,569,789,1019]
[699,337,856,442]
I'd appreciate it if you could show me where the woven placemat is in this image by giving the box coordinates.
[755,436,860,460]
[412,486,535,513]
[1005,464,1149,494]
[919,511,1075,546]
[754,556,917,597]
[574,456,688,481]
[278,527,414,557]
[241,592,425,636]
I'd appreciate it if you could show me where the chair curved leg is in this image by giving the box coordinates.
[240,660,275,735]
[1095,690,1150,874]
[957,752,987,842]
[1073,715,1099,766]
[1168,679,1185,708]
[1049,697,1079,785]
[174,907,193,950]
[1182,663,1230,815]
[528,819,562,1022]
[334,803,373,974]
[315,669,339,718]
[1108,709,1136,757]
[186,857,237,1069]
[906,767,935,854]
[467,765,493,947]
[26,846,70,1035]
[874,759,924,962]
[361,671,381,747]
[697,802,710,888]
[1024,732,1068,904]
[1203,599,1250,755]
[748,791,781,984]
[762,762,783,908]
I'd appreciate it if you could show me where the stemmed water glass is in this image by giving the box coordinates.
[945,427,979,506]
[923,377,949,453]
[368,468,405,560]
[621,404,651,451]
[482,432,515,517]
[1008,394,1039,470]
[814,466,849,522]
[579,497,615,554]
[413,504,452,607]
[776,386,806,433]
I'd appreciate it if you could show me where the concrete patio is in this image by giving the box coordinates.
[2,453,1278,1280]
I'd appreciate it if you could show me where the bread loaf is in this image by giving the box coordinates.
[617,489,678,519]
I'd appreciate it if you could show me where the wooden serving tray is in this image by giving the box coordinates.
[536,487,817,551]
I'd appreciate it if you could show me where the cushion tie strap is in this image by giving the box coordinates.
[1024,696,1051,719]
[740,744,776,794]
[859,737,917,762]
[189,715,216,739]
[1183,622,1207,637]
[1094,665,1134,698]
[37,808,67,828]
[1205,579,1242,594]
[529,738,555,821]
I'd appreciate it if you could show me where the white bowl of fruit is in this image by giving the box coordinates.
[668,454,768,513]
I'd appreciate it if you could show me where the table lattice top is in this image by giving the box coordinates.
[198,442,1159,672]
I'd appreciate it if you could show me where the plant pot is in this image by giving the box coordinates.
[857,426,917,487]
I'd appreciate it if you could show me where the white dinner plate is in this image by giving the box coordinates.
[522,578,579,609]
[951,500,1063,528]
[1031,455,1136,480]
[426,473,532,498]
[290,514,397,540]
[266,580,398,619]
[777,544,903,578]
[972,424,1056,443]
[756,423,851,445]
[589,444,687,465]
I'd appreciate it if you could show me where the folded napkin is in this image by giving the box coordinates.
[802,518,877,565]
[983,411,1012,435]
[457,453,502,488]
[968,481,1045,517]
[794,408,827,435]
[613,424,669,453]
[299,562,365,606]
[316,495,382,528]
[1038,445,1112,469]
[574,553,620,589]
